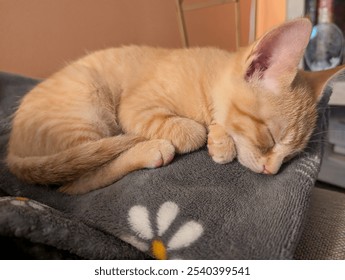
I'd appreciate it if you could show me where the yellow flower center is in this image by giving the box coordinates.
[15,197,29,201]
[151,239,167,260]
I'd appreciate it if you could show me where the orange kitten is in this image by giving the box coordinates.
[6,18,344,194]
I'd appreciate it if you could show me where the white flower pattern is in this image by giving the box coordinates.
[121,201,203,260]
[0,196,47,211]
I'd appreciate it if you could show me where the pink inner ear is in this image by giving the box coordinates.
[245,53,270,81]
[244,19,312,85]
[245,35,277,81]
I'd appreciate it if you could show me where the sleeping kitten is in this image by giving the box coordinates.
[6,18,344,194]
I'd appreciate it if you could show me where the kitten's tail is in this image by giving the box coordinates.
[6,135,143,184]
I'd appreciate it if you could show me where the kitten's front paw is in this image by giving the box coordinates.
[207,124,236,164]
[138,139,176,168]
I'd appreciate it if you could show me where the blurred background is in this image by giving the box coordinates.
[0,0,288,78]
[3,1,345,78]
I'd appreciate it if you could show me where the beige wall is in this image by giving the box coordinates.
[0,0,251,78]
[256,0,286,38]
[184,0,252,50]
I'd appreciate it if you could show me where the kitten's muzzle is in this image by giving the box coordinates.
[262,165,273,175]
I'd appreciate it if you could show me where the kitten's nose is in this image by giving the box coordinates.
[262,165,272,175]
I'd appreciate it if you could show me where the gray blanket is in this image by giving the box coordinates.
[0,71,331,259]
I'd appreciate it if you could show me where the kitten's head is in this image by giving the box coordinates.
[222,18,345,174]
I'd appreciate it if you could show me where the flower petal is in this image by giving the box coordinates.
[156,201,179,236]
[128,205,153,240]
[27,201,47,211]
[10,200,27,207]
[120,235,149,252]
[167,221,203,250]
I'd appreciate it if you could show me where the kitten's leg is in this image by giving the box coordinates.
[59,139,175,194]
[154,116,207,153]
[207,123,236,164]
[122,108,207,154]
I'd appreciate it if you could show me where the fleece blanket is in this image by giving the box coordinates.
[0,71,332,259]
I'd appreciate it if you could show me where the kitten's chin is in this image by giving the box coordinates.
[237,154,282,175]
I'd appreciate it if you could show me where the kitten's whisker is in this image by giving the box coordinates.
[312,129,344,137]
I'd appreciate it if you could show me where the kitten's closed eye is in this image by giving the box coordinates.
[256,128,275,155]
[257,145,272,155]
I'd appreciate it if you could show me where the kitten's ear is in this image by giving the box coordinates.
[244,18,312,93]
[300,65,345,101]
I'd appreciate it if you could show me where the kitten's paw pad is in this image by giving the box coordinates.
[142,139,176,168]
[207,135,236,164]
